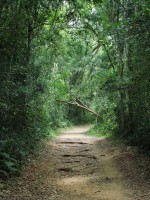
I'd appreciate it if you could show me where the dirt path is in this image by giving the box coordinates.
[1,126,150,200]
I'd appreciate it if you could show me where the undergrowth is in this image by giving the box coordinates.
[0,126,69,180]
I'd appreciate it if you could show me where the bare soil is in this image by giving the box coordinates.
[0,126,150,200]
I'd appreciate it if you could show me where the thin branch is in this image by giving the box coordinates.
[84,22,115,70]
[102,43,115,70]
[75,98,89,109]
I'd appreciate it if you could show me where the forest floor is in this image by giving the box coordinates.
[0,125,150,200]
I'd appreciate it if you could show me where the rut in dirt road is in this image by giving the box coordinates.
[1,126,132,200]
[49,126,129,200]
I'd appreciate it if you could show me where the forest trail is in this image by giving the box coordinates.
[1,126,150,200]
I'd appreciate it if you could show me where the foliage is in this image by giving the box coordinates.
[0,0,69,179]
[0,0,150,179]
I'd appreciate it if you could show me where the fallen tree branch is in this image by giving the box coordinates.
[75,98,89,109]
[57,99,99,116]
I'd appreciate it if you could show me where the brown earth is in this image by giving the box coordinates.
[0,125,150,200]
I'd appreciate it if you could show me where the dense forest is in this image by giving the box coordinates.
[0,0,150,178]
